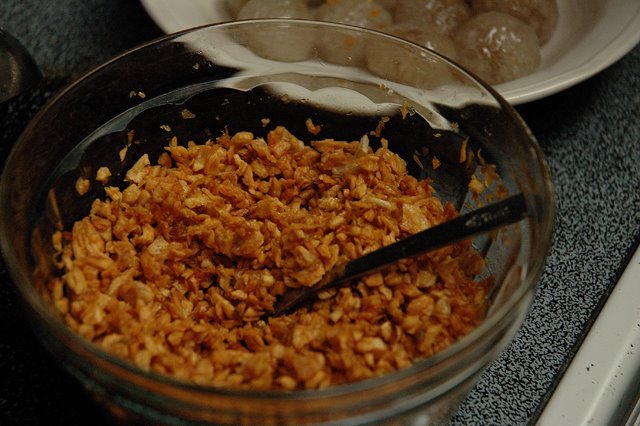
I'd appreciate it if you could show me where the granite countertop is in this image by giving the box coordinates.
[1,1,639,425]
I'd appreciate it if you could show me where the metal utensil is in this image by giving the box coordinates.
[0,28,42,103]
[272,193,528,316]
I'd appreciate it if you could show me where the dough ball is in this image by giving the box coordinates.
[382,23,457,60]
[394,0,472,36]
[224,0,249,18]
[315,0,393,65]
[471,0,558,44]
[314,0,393,29]
[454,12,541,84]
[367,25,456,89]
[238,0,312,19]
[237,0,315,61]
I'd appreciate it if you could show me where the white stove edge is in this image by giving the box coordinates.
[537,243,640,426]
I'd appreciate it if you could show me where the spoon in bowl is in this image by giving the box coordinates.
[271,193,528,316]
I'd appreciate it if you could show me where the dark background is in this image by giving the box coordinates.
[1,1,639,425]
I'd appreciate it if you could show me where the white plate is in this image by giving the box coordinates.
[140,0,640,105]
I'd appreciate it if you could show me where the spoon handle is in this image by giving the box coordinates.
[0,28,42,103]
[272,193,528,316]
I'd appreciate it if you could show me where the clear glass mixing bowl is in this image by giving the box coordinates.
[0,19,555,425]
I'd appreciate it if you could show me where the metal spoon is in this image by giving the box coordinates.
[0,28,42,103]
[271,193,528,316]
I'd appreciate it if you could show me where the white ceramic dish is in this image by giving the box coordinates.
[140,0,640,105]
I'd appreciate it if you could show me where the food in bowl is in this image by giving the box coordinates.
[45,121,491,390]
[226,0,558,84]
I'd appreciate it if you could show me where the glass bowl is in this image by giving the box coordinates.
[0,19,555,425]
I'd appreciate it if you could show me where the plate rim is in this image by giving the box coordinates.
[139,0,640,105]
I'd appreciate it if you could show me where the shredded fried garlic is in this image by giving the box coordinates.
[47,125,489,390]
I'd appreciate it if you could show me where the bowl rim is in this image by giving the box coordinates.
[0,18,556,402]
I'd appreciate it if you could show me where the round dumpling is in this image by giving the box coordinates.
[237,0,312,19]
[315,0,393,65]
[382,23,457,61]
[471,0,558,44]
[454,12,541,84]
[376,0,398,11]
[314,0,393,29]
[224,0,249,18]
[394,0,472,37]
[366,29,456,89]
[237,0,315,61]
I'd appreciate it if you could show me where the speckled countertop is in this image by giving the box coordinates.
[1,1,639,425]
